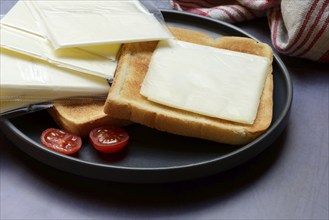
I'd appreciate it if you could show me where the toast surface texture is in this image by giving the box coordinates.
[49,99,129,137]
[104,27,274,145]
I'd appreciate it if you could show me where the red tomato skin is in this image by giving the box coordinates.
[89,126,129,154]
[40,128,82,155]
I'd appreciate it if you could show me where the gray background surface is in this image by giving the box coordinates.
[1,0,328,219]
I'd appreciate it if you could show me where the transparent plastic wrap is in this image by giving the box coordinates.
[0,26,119,78]
[0,1,119,79]
[0,96,109,120]
[0,0,171,119]
[139,0,166,23]
[0,102,54,120]
[24,0,173,49]
[1,44,110,119]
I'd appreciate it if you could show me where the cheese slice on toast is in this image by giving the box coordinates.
[104,27,274,145]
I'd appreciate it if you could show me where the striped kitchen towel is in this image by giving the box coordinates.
[171,0,329,63]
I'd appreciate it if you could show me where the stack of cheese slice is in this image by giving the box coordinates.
[0,0,173,114]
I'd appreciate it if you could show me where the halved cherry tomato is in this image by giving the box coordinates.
[89,126,129,154]
[40,128,82,155]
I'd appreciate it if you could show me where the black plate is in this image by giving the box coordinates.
[0,10,292,183]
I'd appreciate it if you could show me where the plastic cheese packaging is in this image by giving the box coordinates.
[0,1,120,79]
[0,48,109,114]
[1,1,121,60]
[0,26,118,79]
[27,0,173,49]
[141,39,270,124]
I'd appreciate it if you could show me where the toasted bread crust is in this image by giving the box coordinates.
[104,27,274,145]
[49,99,129,137]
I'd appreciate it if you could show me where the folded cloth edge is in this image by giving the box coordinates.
[171,0,329,63]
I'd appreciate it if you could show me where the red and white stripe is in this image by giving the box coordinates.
[170,0,329,62]
[171,0,266,22]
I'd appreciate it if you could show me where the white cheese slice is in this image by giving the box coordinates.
[0,1,121,60]
[27,0,173,49]
[0,0,42,36]
[141,40,270,124]
[0,25,117,79]
[0,49,110,113]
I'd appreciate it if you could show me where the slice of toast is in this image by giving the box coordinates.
[48,98,130,137]
[104,27,274,145]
